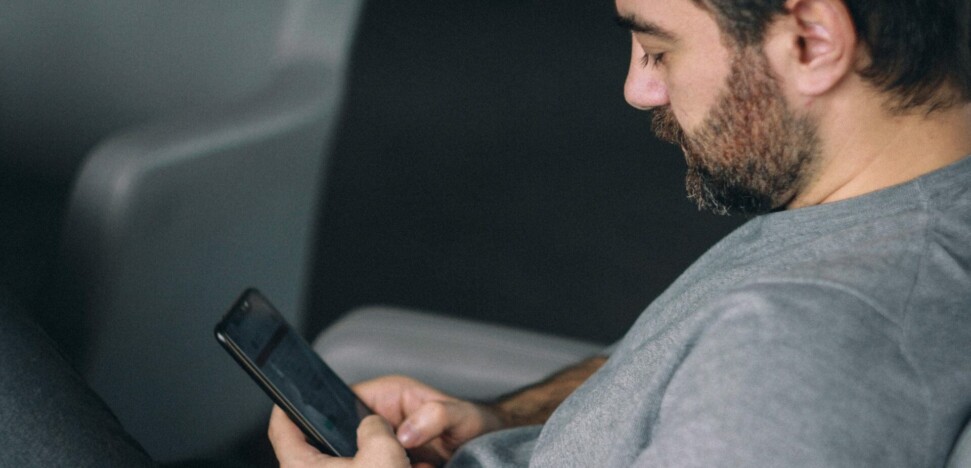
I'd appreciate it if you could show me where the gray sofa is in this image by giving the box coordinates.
[2,0,363,462]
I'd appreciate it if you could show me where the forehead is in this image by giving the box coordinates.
[615,0,718,42]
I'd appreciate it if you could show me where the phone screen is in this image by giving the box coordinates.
[215,289,371,457]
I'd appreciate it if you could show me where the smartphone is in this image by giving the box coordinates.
[214,288,371,457]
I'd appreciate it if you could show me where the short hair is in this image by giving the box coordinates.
[695,0,971,112]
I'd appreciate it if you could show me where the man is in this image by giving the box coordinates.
[269,0,971,466]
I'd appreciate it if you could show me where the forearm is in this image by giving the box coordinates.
[488,355,607,427]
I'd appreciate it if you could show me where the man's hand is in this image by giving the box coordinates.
[268,357,606,468]
[268,405,410,468]
[353,375,505,466]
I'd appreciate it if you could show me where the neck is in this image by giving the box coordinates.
[788,96,971,209]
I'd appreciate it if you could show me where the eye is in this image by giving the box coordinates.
[639,52,666,68]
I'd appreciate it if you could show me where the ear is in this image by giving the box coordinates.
[765,0,858,98]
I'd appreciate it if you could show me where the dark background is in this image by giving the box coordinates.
[0,0,745,352]
[304,0,743,345]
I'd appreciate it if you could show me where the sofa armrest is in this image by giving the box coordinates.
[59,62,342,461]
[314,306,606,400]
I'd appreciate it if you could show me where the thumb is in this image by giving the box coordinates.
[357,415,397,441]
[355,416,410,467]
[395,400,457,448]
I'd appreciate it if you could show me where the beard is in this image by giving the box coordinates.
[652,48,821,216]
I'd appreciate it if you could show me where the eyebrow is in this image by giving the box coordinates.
[615,13,677,42]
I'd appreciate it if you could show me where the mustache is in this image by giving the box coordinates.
[651,106,686,146]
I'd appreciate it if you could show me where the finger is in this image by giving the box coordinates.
[353,376,452,427]
[268,406,330,466]
[355,415,410,467]
[395,400,472,448]
[353,376,414,426]
[350,379,385,407]
[357,414,396,440]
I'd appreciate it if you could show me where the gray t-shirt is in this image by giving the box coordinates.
[450,155,971,467]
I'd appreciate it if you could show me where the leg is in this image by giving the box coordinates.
[0,291,155,467]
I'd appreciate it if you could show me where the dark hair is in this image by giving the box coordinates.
[696,0,971,111]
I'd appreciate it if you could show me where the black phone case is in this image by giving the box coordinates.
[214,288,366,457]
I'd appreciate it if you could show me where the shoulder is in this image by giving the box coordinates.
[686,277,906,364]
[737,196,970,326]
[636,280,931,466]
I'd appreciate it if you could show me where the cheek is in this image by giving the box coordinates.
[669,50,733,132]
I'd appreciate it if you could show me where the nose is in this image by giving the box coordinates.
[624,37,669,110]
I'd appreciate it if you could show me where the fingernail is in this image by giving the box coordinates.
[397,422,418,446]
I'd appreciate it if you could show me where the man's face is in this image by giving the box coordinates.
[618,0,820,215]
